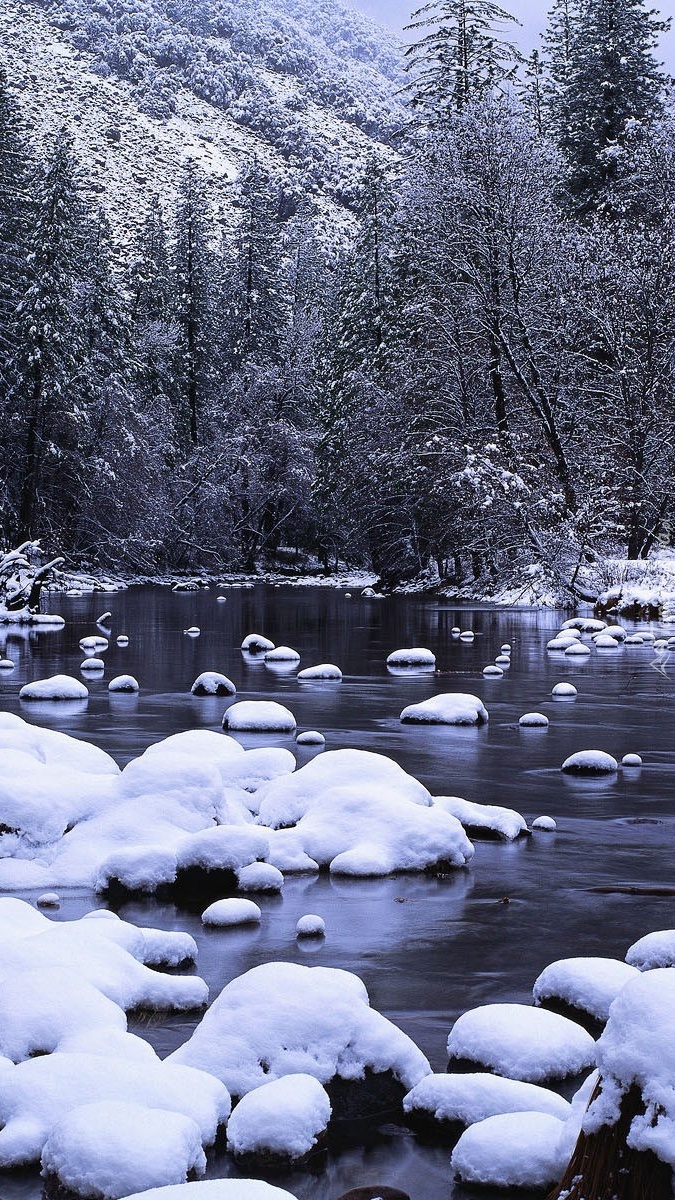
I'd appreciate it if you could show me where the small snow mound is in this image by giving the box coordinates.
[622,752,642,766]
[435,797,527,842]
[191,673,236,697]
[482,665,503,677]
[386,647,436,667]
[116,636,129,646]
[202,899,261,927]
[604,624,627,641]
[80,658,105,671]
[36,893,61,907]
[552,682,577,697]
[79,636,109,652]
[451,1110,567,1190]
[216,596,227,603]
[20,675,88,701]
[296,915,325,937]
[533,957,639,1022]
[451,627,460,635]
[532,816,556,831]
[495,654,510,665]
[625,634,645,645]
[108,675,140,693]
[561,618,607,632]
[237,863,284,893]
[241,634,275,652]
[403,1072,570,1130]
[501,644,511,652]
[184,627,200,637]
[295,731,325,746]
[222,701,296,733]
[297,664,342,680]
[561,750,618,774]
[226,1073,331,1163]
[625,930,675,970]
[125,1184,297,1200]
[547,636,578,650]
[594,634,620,649]
[40,1100,206,1199]
[446,1003,596,1082]
[519,712,549,727]
[459,631,475,641]
[400,693,488,725]
[564,642,591,656]
[264,646,300,662]
[0,658,14,669]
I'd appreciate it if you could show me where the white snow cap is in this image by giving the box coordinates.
[451,1110,568,1190]
[561,618,606,632]
[400,693,488,725]
[583,969,675,1166]
[532,816,557,831]
[626,929,675,970]
[564,642,591,656]
[108,675,139,693]
[403,1072,571,1126]
[124,1182,298,1200]
[386,647,436,666]
[595,634,621,648]
[295,731,325,746]
[434,796,527,841]
[264,646,300,662]
[222,701,296,732]
[561,750,618,773]
[191,673,236,696]
[226,1074,331,1161]
[446,1003,596,1083]
[297,664,342,680]
[20,675,88,700]
[519,712,549,727]
[80,636,109,652]
[40,1101,206,1198]
[533,958,639,1022]
[622,752,642,766]
[256,748,474,876]
[482,665,503,677]
[552,682,577,697]
[296,915,325,937]
[201,899,261,927]
[241,634,275,652]
[80,658,105,672]
[169,961,431,1099]
[237,862,284,892]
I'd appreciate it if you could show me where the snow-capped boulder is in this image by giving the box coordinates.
[241,635,275,653]
[386,648,436,667]
[561,618,606,633]
[434,797,528,841]
[552,682,577,697]
[222,701,296,733]
[622,753,642,766]
[533,958,639,1027]
[403,1073,570,1142]
[108,675,139,693]
[79,636,109,652]
[41,1101,206,1199]
[168,962,430,1112]
[519,712,549,727]
[626,930,675,970]
[296,731,325,746]
[296,915,325,938]
[561,750,618,774]
[237,862,284,893]
[547,636,578,650]
[226,1074,331,1168]
[451,1111,568,1191]
[532,816,557,831]
[564,642,591,657]
[191,673,236,696]
[80,658,105,672]
[446,1003,596,1083]
[264,646,300,663]
[400,693,488,725]
[297,664,342,680]
[20,675,88,701]
[594,635,621,649]
[124,1182,298,1200]
[201,899,261,927]
[482,665,503,677]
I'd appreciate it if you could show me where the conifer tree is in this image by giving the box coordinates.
[173,163,217,446]
[128,196,177,420]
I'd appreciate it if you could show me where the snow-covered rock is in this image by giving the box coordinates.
[80,636,109,652]
[296,915,325,937]
[434,797,528,841]
[533,958,639,1024]
[564,642,591,657]
[451,1111,567,1190]
[41,1101,206,1198]
[622,752,642,766]
[403,1072,570,1139]
[237,862,284,892]
[561,618,606,632]
[20,675,89,700]
[256,749,474,876]
[124,1183,297,1200]
[625,930,675,970]
[0,658,14,668]
[201,899,261,927]
[226,1074,331,1165]
[552,682,577,697]
[241,635,275,652]
[519,712,549,727]
[532,816,557,831]
[297,664,342,680]
[169,962,431,1102]
[386,648,436,667]
[191,673,236,696]
[482,664,503,677]
[264,646,300,663]
[222,701,296,733]
[400,693,488,725]
[446,1003,596,1083]
[561,750,618,774]
[80,658,105,672]
[116,635,129,646]
[547,636,578,650]
[108,675,139,693]
[295,731,325,746]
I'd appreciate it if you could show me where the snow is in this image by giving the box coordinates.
[533,958,639,1022]
[241,635,275,652]
[124,1183,298,1200]
[532,816,557,831]
[451,1110,567,1190]
[519,712,549,727]
[297,664,342,679]
[116,636,129,646]
[582,969,675,1165]
[564,642,591,656]
[482,664,503,677]
[495,654,510,665]
[295,731,325,745]
[400,693,489,725]
[20,674,89,700]
[296,914,325,936]
[386,647,436,666]
[562,618,606,632]
[625,930,675,970]
[0,658,14,668]
[201,899,261,927]
[80,636,109,652]
[264,646,300,662]
[446,1003,596,1082]
[222,701,296,732]
[622,752,642,766]
[81,658,105,671]
[109,675,140,692]
[552,682,577,697]
[434,796,528,841]
[604,624,627,641]
[41,1101,206,1198]
[403,1072,571,1126]
[237,862,284,892]
[226,1074,331,1162]
[37,892,61,907]
[256,748,473,876]
[169,962,431,1099]
[191,673,236,696]
[561,749,618,773]
[595,634,620,648]
[459,631,475,641]
[547,636,578,650]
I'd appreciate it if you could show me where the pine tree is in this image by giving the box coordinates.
[557,0,669,211]
[404,0,522,120]
[541,0,575,135]
[173,163,217,446]
[128,196,177,421]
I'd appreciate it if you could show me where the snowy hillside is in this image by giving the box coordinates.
[1,0,404,238]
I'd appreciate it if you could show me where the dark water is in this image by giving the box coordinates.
[2,585,675,1200]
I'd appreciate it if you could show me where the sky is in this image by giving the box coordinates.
[355,0,675,69]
